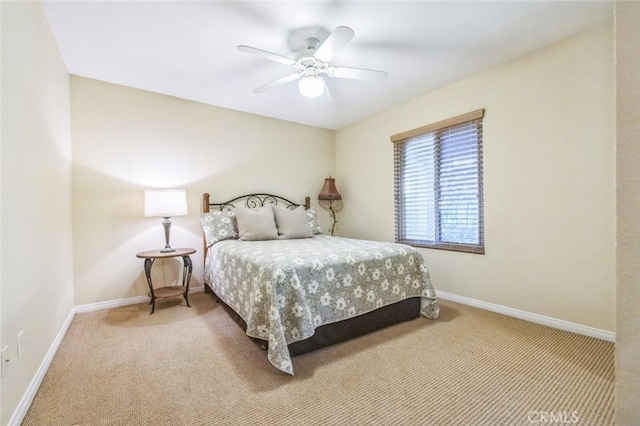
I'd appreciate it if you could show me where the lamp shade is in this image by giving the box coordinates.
[318,177,342,201]
[298,75,325,98]
[144,189,188,217]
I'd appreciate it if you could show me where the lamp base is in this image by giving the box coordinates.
[329,204,338,236]
[318,201,339,236]
[161,217,176,253]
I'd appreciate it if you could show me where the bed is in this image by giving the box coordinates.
[200,192,439,374]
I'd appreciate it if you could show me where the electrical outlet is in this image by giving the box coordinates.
[17,331,24,359]
[1,346,8,379]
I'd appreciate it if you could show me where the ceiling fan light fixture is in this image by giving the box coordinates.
[298,75,324,98]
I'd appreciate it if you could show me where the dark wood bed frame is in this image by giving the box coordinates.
[201,192,420,356]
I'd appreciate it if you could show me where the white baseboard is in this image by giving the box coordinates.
[436,290,615,343]
[8,307,76,426]
[75,285,205,313]
[9,285,206,425]
[74,295,149,313]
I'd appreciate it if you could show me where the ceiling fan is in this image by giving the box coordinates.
[237,26,388,99]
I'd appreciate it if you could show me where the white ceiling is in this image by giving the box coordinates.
[41,1,613,130]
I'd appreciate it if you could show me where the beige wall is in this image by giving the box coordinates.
[70,76,335,306]
[0,2,75,424]
[336,25,615,332]
[615,0,640,422]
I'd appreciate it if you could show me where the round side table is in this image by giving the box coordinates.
[136,248,196,314]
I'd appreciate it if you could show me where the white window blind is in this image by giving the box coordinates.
[392,110,484,254]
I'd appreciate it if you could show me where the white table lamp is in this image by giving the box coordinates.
[144,189,188,252]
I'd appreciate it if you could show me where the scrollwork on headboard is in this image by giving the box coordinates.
[202,193,311,213]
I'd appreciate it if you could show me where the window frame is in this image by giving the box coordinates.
[391,109,485,254]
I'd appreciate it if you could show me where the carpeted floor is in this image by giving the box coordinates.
[23,293,614,425]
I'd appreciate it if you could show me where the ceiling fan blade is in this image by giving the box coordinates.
[254,73,300,93]
[237,45,296,66]
[328,66,388,81]
[314,26,355,62]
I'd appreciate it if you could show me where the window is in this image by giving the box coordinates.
[391,109,485,254]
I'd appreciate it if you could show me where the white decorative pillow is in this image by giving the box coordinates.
[306,207,323,234]
[199,211,238,246]
[273,205,314,239]
[235,206,279,241]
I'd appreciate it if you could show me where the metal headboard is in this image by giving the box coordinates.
[202,193,311,213]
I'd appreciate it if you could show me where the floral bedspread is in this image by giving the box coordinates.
[204,235,439,374]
